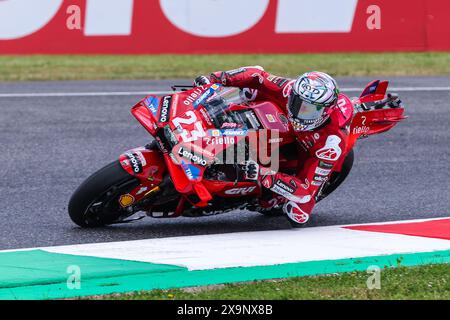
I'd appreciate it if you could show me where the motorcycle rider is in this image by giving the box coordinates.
[194,67,354,227]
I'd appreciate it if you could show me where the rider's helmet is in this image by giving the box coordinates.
[288,71,340,132]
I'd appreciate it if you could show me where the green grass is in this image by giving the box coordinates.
[1,52,450,82]
[90,264,450,300]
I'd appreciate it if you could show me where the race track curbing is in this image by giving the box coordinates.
[1,217,449,300]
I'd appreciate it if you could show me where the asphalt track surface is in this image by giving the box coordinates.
[1,77,449,250]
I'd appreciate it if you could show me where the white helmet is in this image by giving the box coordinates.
[288,71,339,132]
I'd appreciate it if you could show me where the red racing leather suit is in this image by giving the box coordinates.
[208,66,354,218]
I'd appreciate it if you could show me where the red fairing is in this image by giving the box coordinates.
[118,147,166,204]
[210,66,353,216]
[346,81,407,151]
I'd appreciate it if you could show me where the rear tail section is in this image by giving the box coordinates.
[359,80,389,103]
[347,80,407,151]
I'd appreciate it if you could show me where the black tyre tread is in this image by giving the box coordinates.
[68,161,136,227]
[317,149,354,201]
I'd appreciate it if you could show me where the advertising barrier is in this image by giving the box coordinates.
[0,0,449,54]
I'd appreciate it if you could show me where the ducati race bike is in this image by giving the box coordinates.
[68,81,406,227]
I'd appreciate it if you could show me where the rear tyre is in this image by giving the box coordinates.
[316,149,354,202]
[68,161,140,228]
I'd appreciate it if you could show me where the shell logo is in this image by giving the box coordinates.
[119,194,135,208]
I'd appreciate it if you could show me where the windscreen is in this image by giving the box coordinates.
[202,86,247,129]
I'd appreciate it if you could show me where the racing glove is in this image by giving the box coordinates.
[242,160,259,180]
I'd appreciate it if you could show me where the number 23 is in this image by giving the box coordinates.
[172,111,206,142]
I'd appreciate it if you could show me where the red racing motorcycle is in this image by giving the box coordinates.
[68,81,406,227]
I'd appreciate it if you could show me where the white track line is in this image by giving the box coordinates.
[0,86,450,98]
[0,91,171,98]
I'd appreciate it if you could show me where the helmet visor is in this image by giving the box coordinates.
[288,94,325,123]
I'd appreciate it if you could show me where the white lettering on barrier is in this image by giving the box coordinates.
[0,0,361,41]
[84,0,134,36]
[159,0,270,37]
[0,0,63,40]
[275,0,358,33]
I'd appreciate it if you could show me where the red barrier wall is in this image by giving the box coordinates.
[0,0,448,54]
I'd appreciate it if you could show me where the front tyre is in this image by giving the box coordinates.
[68,161,140,228]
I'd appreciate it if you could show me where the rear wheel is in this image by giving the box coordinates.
[316,149,354,202]
[68,161,140,228]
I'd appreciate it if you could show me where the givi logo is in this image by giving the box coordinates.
[225,186,257,195]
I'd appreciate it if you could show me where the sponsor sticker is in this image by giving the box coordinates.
[125,152,146,174]
[209,129,222,137]
[159,95,172,123]
[177,147,208,167]
[205,136,235,145]
[221,129,248,136]
[300,178,310,190]
[220,122,239,129]
[199,107,213,126]
[319,161,333,169]
[119,194,135,207]
[314,175,328,182]
[315,167,331,176]
[193,88,215,108]
[275,180,295,193]
[268,75,289,88]
[226,67,246,76]
[136,186,148,196]
[144,96,160,117]
[183,87,204,106]
[353,126,370,135]
[224,186,257,195]
[282,80,295,98]
[266,114,276,123]
[181,161,202,181]
[268,137,283,144]
[315,135,342,161]
[244,110,262,129]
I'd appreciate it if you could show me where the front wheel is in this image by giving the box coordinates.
[68,161,140,228]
